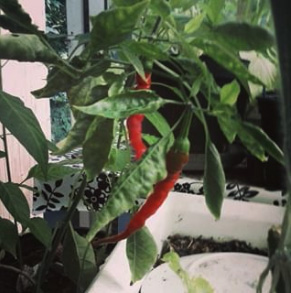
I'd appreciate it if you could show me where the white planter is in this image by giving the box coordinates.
[141,253,271,293]
[87,192,285,293]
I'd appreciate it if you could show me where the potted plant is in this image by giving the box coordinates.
[0,0,289,292]
[87,192,285,292]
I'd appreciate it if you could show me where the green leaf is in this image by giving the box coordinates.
[184,13,205,34]
[121,40,168,61]
[206,0,225,24]
[243,51,277,98]
[163,251,214,293]
[0,91,48,175]
[220,80,240,106]
[214,105,238,143]
[26,163,78,182]
[0,34,58,63]
[0,182,30,225]
[90,1,149,52]
[47,140,59,152]
[192,38,264,86]
[69,76,106,116]
[0,0,38,33]
[203,142,225,219]
[75,90,167,119]
[32,67,78,98]
[113,0,144,6]
[170,0,197,11]
[238,122,284,164]
[33,60,110,98]
[0,218,18,258]
[0,15,33,34]
[83,117,114,180]
[126,227,157,283]
[174,58,205,86]
[63,225,97,291]
[106,148,131,172]
[82,60,112,77]
[55,115,93,155]
[27,217,52,249]
[190,277,214,293]
[142,134,159,145]
[0,151,6,158]
[213,22,274,53]
[121,46,145,80]
[150,0,171,19]
[106,73,127,97]
[145,111,174,144]
[55,76,105,154]
[86,134,171,241]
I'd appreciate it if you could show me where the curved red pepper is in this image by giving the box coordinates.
[93,143,189,246]
[126,73,151,160]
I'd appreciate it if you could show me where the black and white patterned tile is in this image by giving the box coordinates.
[33,150,286,214]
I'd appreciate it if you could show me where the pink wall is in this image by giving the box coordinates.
[0,0,51,218]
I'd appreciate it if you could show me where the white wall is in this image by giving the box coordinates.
[66,0,106,54]
[0,0,50,218]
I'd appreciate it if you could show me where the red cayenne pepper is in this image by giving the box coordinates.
[126,72,151,160]
[94,111,192,246]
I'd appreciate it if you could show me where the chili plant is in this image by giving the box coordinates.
[0,0,286,292]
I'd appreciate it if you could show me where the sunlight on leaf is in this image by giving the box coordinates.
[163,251,214,293]
[220,80,240,106]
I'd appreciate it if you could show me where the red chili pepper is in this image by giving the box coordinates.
[127,73,151,160]
[93,109,192,246]
[93,147,189,246]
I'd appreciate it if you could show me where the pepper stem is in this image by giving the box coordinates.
[179,109,193,140]
[172,109,193,154]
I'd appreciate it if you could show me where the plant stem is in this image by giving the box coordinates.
[38,34,82,76]
[154,60,180,79]
[154,60,209,139]
[0,67,25,270]
[258,1,291,292]
[270,0,291,250]
[0,264,36,287]
[1,126,12,182]
[36,174,87,292]
[0,67,12,183]
[17,184,35,192]
[150,16,162,42]
[116,120,124,150]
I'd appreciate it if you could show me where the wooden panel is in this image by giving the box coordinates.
[0,0,50,218]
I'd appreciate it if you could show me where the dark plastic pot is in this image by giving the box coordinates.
[145,56,248,170]
[247,91,286,190]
